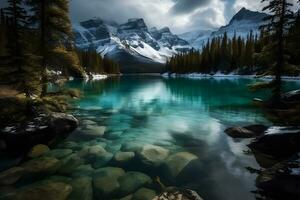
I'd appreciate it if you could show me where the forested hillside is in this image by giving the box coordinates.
[0,1,119,97]
[166,14,300,76]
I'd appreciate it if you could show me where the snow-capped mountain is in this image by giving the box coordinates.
[211,7,268,38]
[179,29,214,49]
[73,8,268,72]
[178,8,268,49]
[73,18,190,73]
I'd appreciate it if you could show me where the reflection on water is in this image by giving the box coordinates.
[8,76,300,200]
[67,77,276,200]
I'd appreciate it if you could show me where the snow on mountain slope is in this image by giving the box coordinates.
[73,17,190,72]
[73,8,268,72]
[178,8,268,49]
[179,29,213,49]
[211,7,268,38]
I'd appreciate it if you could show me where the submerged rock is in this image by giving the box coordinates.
[163,152,198,181]
[58,154,84,175]
[69,177,93,200]
[93,167,125,199]
[132,188,156,200]
[84,126,106,137]
[0,167,24,186]
[21,157,61,177]
[138,145,169,167]
[113,151,135,164]
[225,124,268,138]
[71,164,94,178]
[91,152,114,169]
[118,171,152,196]
[45,149,73,159]
[27,144,50,158]
[0,181,72,200]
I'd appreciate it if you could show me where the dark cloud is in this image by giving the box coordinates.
[169,0,210,15]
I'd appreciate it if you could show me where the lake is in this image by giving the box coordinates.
[4,76,300,200]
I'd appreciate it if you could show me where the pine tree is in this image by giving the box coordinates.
[260,0,294,104]
[26,0,85,95]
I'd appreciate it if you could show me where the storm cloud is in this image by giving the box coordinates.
[1,0,298,34]
[169,0,210,15]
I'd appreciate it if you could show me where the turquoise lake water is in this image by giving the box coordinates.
[3,76,299,200]
[55,76,298,200]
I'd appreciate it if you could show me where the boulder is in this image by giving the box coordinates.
[28,144,50,158]
[248,127,300,159]
[121,142,143,152]
[225,124,268,138]
[163,152,198,180]
[78,145,107,158]
[138,145,169,167]
[281,90,300,102]
[113,151,135,164]
[132,188,156,200]
[81,120,97,126]
[21,157,61,176]
[118,172,152,196]
[45,149,73,159]
[153,189,203,200]
[91,152,113,169]
[58,154,84,175]
[69,177,93,200]
[93,167,125,199]
[71,165,94,178]
[0,112,78,153]
[57,141,79,150]
[84,126,106,137]
[256,156,300,199]
[0,167,24,186]
[0,181,72,200]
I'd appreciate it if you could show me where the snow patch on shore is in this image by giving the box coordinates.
[162,73,300,81]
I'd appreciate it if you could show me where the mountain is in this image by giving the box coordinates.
[179,29,214,49]
[211,7,268,38]
[73,18,190,73]
[178,8,268,49]
[73,8,268,72]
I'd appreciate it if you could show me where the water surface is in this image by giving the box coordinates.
[54,76,300,200]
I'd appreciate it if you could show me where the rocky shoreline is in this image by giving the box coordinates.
[225,124,300,199]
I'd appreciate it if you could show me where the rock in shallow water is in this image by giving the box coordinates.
[69,177,93,200]
[225,124,268,138]
[138,145,169,167]
[113,151,135,164]
[0,167,24,186]
[153,189,204,200]
[0,112,78,153]
[27,144,50,158]
[132,187,156,200]
[21,157,61,177]
[0,181,72,200]
[256,155,300,199]
[93,167,125,198]
[163,152,198,180]
[118,171,152,196]
[248,126,300,159]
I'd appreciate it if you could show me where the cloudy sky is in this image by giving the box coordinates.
[1,0,299,33]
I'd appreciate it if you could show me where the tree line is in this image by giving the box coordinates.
[166,0,300,105]
[0,0,119,97]
[77,49,120,75]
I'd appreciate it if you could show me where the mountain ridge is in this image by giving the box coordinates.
[73,8,268,73]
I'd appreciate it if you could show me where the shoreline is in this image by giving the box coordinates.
[161,73,300,81]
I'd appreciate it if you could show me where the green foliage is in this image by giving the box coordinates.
[166,32,258,74]
[77,49,120,74]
